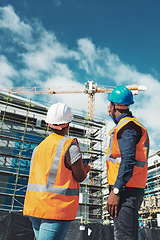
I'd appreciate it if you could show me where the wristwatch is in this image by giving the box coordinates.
[113,187,120,195]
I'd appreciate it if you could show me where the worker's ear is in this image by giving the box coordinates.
[111,102,116,112]
[107,106,111,116]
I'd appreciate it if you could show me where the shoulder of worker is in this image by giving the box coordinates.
[65,137,79,146]
[116,112,142,138]
[67,138,81,153]
[65,139,82,169]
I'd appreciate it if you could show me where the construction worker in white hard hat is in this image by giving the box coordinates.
[23,102,90,240]
[106,86,150,240]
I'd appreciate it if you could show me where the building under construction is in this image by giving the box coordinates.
[0,90,107,223]
[1,89,160,231]
[139,150,160,227]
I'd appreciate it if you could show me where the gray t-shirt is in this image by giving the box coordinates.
[65,142,82,167]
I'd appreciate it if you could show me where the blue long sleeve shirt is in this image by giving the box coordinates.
[113,111,142,191]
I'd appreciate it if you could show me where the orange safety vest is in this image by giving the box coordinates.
[106,117,149,188]
[23,133,80,220]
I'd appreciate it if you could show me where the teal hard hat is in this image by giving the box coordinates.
[108,85,134,105]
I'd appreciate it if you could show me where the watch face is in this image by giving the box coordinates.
[113,188,119,194]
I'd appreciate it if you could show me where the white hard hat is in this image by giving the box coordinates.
[45,102,73,124]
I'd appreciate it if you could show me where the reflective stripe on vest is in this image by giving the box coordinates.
[106,155,147,167]
[27,184,79,196]
[106,155,121,164]
[27,136,79,196]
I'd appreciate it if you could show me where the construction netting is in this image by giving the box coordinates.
[1,210,160,240]
[0,210,114,240]
[0,210,34,240]
[65,220,114,240]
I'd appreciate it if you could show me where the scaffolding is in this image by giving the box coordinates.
[139,150,160,227]
[0,91,107,223]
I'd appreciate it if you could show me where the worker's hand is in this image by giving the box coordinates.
[107,189,120,219]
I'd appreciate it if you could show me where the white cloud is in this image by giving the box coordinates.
[21,30,77,74]
[0,56,17,89]
[0,5,160,150]
[78,38,96,60]
[43,72,86,112]
[0,5,32,42]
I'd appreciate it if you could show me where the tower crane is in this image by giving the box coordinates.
[8,81,147,120]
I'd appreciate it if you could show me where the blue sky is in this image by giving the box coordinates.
[0,0,160,151]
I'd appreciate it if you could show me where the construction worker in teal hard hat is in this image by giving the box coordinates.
[138,222,149,240]
[106,85,149,239]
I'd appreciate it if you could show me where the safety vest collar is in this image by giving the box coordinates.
[117,117,144,129]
